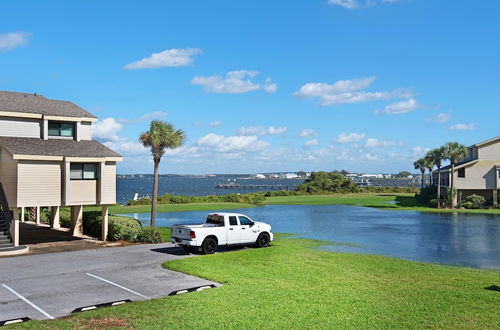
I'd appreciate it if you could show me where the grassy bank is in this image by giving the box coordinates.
[265,193,500,214]
[93,193,500,215]
[86,202,254,215]
[20,236,500,329]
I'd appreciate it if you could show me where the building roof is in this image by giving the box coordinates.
[472,136,500,147]
[0,91,97,119]
[0,137,121,159]
[439,159,479,172]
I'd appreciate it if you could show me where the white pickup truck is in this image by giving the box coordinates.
[170,213,273,254]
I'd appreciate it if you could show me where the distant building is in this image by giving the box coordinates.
[255,174,266,179]
[284,173,299,179]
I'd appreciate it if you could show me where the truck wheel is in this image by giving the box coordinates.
[256,233,270,248]
[202,237,217,254]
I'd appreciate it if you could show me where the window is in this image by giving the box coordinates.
[70,163,97,180]
[229,216,238,226]
[48,122,75,137]
[458,168,465,178]
[239,216,253,226]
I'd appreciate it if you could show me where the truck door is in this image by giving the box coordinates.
[226,216,240,244]
[238,216,257,242]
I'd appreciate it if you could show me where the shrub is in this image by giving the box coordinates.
[136,227,163,243]
[464,194,486,209]
[415,186,437,205]
[108,216,142,241]
[459,201,475,209]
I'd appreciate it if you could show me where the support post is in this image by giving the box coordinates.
[50,206,60,229]
[11,208,20,246]
[35,206,40,225]
[70,205,83,237]
[101,205,109,241]
[493,190,498,207]
[20,207,24,223]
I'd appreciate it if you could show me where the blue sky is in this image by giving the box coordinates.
[1,0,499,174]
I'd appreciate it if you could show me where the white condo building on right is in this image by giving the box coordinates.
[434,136,500,206]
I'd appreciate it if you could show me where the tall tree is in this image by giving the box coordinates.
[423,155,434,186]
[413,159,426,189]
[427,147,445,208]
[442,142,468,208]
[140,120,185,227]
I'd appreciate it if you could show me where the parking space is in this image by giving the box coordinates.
[0,243,219,322]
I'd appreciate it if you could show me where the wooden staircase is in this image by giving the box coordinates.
[0,183,28,256]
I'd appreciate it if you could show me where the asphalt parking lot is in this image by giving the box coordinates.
[0,243,218,323]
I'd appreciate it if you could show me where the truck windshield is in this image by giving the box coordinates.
[206,215,224,226]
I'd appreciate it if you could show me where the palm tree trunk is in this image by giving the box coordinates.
[450,162,455,208]
[429,170,433,186]
[421,170,424,189]
[151,158,160,227]
[437,167,441,208]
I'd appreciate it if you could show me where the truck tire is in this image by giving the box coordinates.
[202,237,218,254]
[256,233,270,248]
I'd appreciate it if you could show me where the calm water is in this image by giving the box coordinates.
[117,176,304,204]
[122,205,500,270]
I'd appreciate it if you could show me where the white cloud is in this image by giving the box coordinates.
[93,118,125,141]
[328,0,401,9]
[0,32,30,52]
[238,126,287,136]
[363,153,379,161]
[209,121,222,127]
[336,150,355,161]
[298,129,316,138]
[365,137,400,148]
[328,0,358,9]
[294,76,412,107]
[104,141,147,154]
[263,77,278,93]
[304,139,319,147]
[383,98,418,114]
[412,146,430,158]
[449,123,475,131]
[118,111,167,124]
[334,132,366,144]
[124,48,202,69]
[191,70,277,94]
[427,112,452,123]
[267,126,287,135]
[197,133,269,152]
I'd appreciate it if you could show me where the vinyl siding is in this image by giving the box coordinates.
[478,141,500,161]
[454,161,498,190]
[68,180,97,205]
[79,122,92,140]
[0,149,18,207]
[17,161,62,206]
[0,117,41,138]
[100,161,116,204]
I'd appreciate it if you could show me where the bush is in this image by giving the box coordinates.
[108,216,142,241]
[361,186,420,194]
[415,186,437,205]
[128,192,267,206]
[459,201,475,209]
[463,194,486,209]
[136,227,163,243]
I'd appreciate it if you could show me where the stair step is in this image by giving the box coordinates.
[0,243,13,248]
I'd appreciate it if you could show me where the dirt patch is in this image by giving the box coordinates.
[75,317,132,329]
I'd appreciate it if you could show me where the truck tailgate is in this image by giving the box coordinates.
[171,226,193,240]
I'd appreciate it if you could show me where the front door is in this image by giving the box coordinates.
[238,216,256,242]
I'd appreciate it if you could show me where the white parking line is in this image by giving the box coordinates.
[85,273,149,299]
[1,284,55,320]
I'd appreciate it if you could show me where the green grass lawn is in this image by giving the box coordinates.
[85,202,255,215]
[19,236,500,329]
[265,193,500,214]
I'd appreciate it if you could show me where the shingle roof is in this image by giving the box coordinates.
[0,137,121,158]
[0,91,97,119]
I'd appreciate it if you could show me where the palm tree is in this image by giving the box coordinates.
[423,155,434,186]
[413,158,426,189]
[442,142,468,208]
[427,147,445,208]
[140,120,186,227]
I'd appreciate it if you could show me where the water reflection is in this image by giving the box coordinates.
[122,205,500,269]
